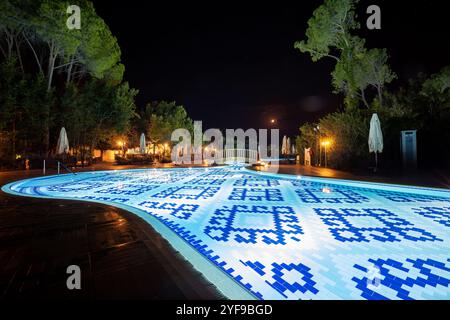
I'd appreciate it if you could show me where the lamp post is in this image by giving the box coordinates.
[117,141,125,156]
[321,140,330,168]
[314,126,320,166]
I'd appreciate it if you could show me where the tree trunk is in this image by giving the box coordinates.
[66,56,75,84]
[6,32,14,58]
[360,89,370,108]
[11,116,16,163]
[377,85,383,108]
[0,41,6,58]
[47,41,58,91]
[15,38,24,73]
[23,34,43,74]
[43,42,57,156]
[47,56,56,92]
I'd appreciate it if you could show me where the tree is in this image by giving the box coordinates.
[75,0,124,83]
[1,0,124,85]
[1,0,138,167]
[60,80,137,164]
[421,66,450,117]
[361,48,396,107]
[295,0,396,109]
[295,110,370,169]
[0,57,25,161]
[0,57,56,162]
[0,0,27,71]
[22,74,55,155]
[141,101,194,154]
[332,46,396,108]
[294,0,359,62]
[295,123,317,164]
[331,39,368,107]
[418,66,450,167]
[28,0,81,91]
[317,110,369,169]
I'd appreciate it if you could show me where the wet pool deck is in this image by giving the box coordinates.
[252,164,450,189]
[0,166,225,300]
[1,163,449,300]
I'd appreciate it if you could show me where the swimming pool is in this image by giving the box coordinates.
[2,165,450,300]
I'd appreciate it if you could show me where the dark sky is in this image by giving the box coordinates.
[92,0,450,137]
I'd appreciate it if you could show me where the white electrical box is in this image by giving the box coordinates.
[400,130,417,169]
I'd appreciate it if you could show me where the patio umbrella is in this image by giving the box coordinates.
[139,133,146,154]
[56,127,69,155]
[281,136,287,155]
[368,113,383,171]
[287,137,291,155]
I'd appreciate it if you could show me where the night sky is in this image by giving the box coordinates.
[93,0,450,137]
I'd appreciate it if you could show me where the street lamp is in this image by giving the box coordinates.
[314,126,320,166]
[117,141,125,156]
[321,140,331,168]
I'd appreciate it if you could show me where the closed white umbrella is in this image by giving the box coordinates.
[368,113,383,171]
[281,136,287,155]
[139,133,146,154]
[56,127,69,155]
[287,137,291,155]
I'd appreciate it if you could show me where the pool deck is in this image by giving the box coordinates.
[0,166,225,300]
[252,164,450,189]
[1,162,449,300]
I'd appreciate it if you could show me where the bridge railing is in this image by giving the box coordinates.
[221,149,258,164]
[173,148,259,165]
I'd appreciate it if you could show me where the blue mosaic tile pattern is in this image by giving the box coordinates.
[5,166,450,300]
[95,184,159,195]
[234,178,280,187]
[184,177,226,186]
[352,257,450,300]
[138,201,199,220]
[47,181,110,192]
[373,190,450,203]
[295,187,370,204]
[204,205,303,245]
[315,208,441,243]
[151,186,220,200]
[80,195,129,203]
[412,207,450,227]
[241,260,319,298]
[228,188,284,202]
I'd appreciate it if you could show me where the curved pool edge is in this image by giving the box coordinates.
[0,178,257,301]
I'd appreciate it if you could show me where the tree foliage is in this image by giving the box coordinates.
[0,0,139,167]
[421,66,450,116]
[295,0,395,109]
[294,0,359,62]
[143,101,194,145]
[60,81,137,162]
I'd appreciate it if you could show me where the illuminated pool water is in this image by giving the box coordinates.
[2,165,450,300]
